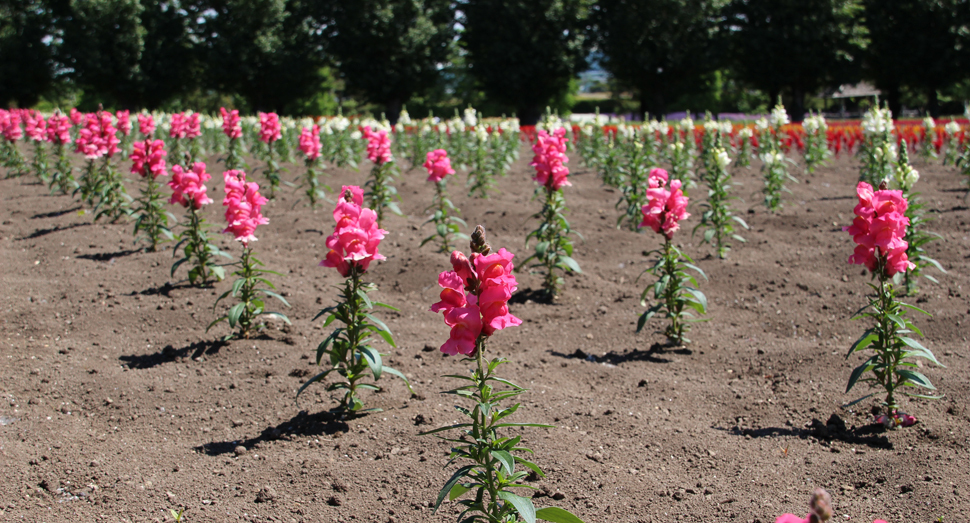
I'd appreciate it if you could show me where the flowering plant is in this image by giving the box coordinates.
[258,112,284,197]
[220,107,244,171]
[77,110,128,222]
[130,139,174,250]
[615,138,653,230]
[638,168,707,344]
[760,103,797,211]
[843,181,943,422]
[298,186,411,413]
[421,149,467,252]
[138,113,155,138]
[209,170,290,339]
[24,112,49,183]
[694,147,747,258]
[524,128,581,298]
[0,109,28,176]
[298,125,327,208]
[423,226,583,523]
[362,125,402,224]
[802,112,830,174]
[170,162,228,286]
[776,488,887,523]
[46,112,75,194]
[889,141,944,295]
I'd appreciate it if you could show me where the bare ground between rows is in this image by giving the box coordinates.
[0,149,968,523]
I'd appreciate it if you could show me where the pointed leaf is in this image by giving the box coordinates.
[536,507,586,523]
[498,491,536,523]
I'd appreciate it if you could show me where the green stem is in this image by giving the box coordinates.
[239,246,257,338]
[343,266,364,411]
[474,337,501,522]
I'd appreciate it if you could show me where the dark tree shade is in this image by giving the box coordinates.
[196,0,327,113]
[593,0,722,119]
[461,0,591,125]
[864,0,967,117]
[138,0,199,108]
[0,0,59,107]
[327,0,455,124]
[725,0,865,121]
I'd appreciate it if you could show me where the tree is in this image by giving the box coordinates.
[195,0,328,113]
[326,0,455,124]
[864,0,966,117]
[725,0,865,121]
[0,0,60,107]
[460,0,591,125]
[593,0,722,119]
[59,0,146,109]
[137,0,200,109]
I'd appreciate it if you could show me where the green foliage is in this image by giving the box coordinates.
[638,239,707,345]
[421,180,468,253]
[615,139,654,230]
[299,266,411,413]
[725,0,866,120]
[460,0,591,125]
[593,0,722,118]
[209,246,290,339]
[694,147,747,259]
[172,205,230,286]
[524,187,581,299]
[327,0,456,123]
[845,271,943,411]
[0,0,58,107]
[423,353,585,523]
[132,176,174,251]
[365,160,403,226]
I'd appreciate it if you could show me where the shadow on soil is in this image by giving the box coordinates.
[197,410,351,456]
[18,222,89,240]
[716,413,892,450]
[31,206,82,219]
[510,288,555,305]
[129,281,196,297]
[77,248,141,262]
[120,339,227,369]
[550,342,685,365]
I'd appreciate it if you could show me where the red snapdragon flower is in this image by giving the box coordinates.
[130,139,168,179]
[299,125,321,161]
[640,168,690,239]
[170,162,213,209]
[423,148,455,183]
[222,170,269,246]
[319,186,387,277]
[844,181,913,277]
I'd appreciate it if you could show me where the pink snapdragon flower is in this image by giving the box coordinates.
[1,109,23,141]
[320,186,387,277]
[75,112,119,159]
[423,149,455,183]
[363,126,392,164]
[130,139,168,179]
[116,110,131,136]
[46,114,71,145]
[98,111,120,158]
[222,170,269,246]
[431,247,522,355]
[25,113,47,142]
[530,128,571,190]
[69,108,83,126]
[170,162,213,209]
[220,107,241,139]
[299,125,321,161]
[259,112,282,143]
[185,113,201,139]
[844,181,914,277]
[170,112,188,139]
[640,168,690,239]
[138,114,156,137]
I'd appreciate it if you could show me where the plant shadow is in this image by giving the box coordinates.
[510,287,555,305]
[129,281,196,298]
[715,413,892,450]
[18,222,90,240]
[197,410,351,456]
[31,207,82,219]
[77,248,141,262]
[549,342,682,365]
[120,339,226,369]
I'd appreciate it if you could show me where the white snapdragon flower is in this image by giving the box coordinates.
[890,164,919,191]
[399,108,411,125]
[332,116,350,132]
[944,121,961,135]
[657,121,669,137]
[770,104,790,128]
[463,107,477,127]
[755,118,770,133]
[475,124,488,142]
[862,106,893,136]
[719,121,734,135]
[922,116,935,131]
[738,127,754,139]
[394,122,404,133]
[714,148,731,170]
[350,130,362,140]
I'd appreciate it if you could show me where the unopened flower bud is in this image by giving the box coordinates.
[878,180,888,191]
[807,488,832,523]
[471,225,490,255]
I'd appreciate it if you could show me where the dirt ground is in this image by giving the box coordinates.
[1,143,968,523]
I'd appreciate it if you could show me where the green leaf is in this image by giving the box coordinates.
[373,328,397,348]
[263,311,291,324]
[514,457,545,478]
[449,483,472,501]
[898,302,931,316]
[434,465,475,512]
[374,301,400,311]
[296,368,336,399]
[536,507,586,523]
[364,313,392,335]
[260,289,290,307]
[357,288,373,309]
[360,346,383,380]
[490,450,515,475]
[636,304,663,333]
[381,366,413,393]
[845,328,876,358]
[684,288,707,313]
[897,369,935,390]
[312,306,337,322]
[845,356,877,393]
[682,263,707,280]
[498,491,536,523]
[559,256,582,273]
[228,303,246,328]
[316,329,343,364]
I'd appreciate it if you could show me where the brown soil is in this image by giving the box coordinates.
[1,147,968,523]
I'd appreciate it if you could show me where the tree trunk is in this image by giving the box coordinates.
[886,84,901,117]
[927,88,940,118]
[790,86,806,123]
[385,98,403,125]
[640,85,665,121]
[518,105,542,127]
